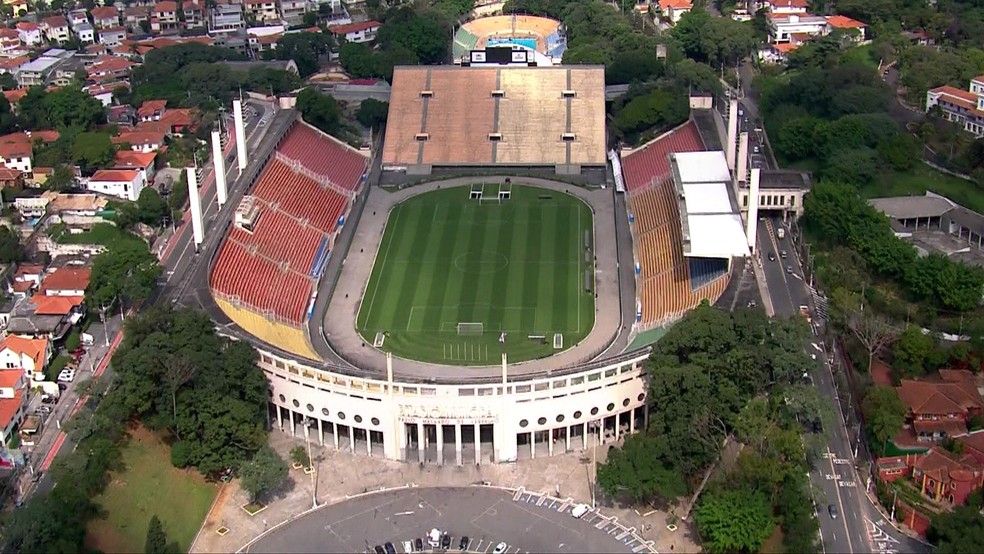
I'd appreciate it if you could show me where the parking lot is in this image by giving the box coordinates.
[245,487,642,554]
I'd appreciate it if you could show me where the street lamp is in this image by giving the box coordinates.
[304,417,317,509]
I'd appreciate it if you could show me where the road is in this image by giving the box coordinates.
[756,216,929,554]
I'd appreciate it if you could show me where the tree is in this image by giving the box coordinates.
[296,88,343,137]
[274,32,334,77]
[596,434,688,504]
[136,187,168,226]
[846,302,896,372]
[71,132,115,175]
[356,98,388,130]
[145,515,168,554]
[290,445,310,467]
[45,164,79,192]
[86,241,162,311]
[239,446,288,503]
[927,501,984,553]
[338,42,379,79]
[375,6,450,65]
[161,354,196,439]
[861,386,906,455]
[893,324,935,377]
[42,86,106,129]
[0,225,22,264]
[695,488,776,554]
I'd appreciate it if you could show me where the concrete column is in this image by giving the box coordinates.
[332,422,339,450]
[583,422,588,450]
[288,409,295,437]
[303,419,309,441]
[630,408,636,434]
[436,425,444,466]
[747,168,761,253]
[726,97,739,170]
[614,415,621,442]
[530,432,535,459]
[348,424,355,452]
[455,425,462,466]
[366,429,371,456]
[417,422,425,462]
[210,129,227,207]
[233,99,247,171]
[736,132,749,188]
[276,405,282,430]
[318,418,324,446]
[185,167,204,250]
[474,423,481,465]
[397,423,408,461]
[565,426,571,452]
[548,429,554,456]
[599,419,605,445]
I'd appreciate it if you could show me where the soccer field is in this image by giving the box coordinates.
[357,184,595,365]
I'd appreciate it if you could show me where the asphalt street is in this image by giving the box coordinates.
[756,217,928,554]
[245,487,633,554]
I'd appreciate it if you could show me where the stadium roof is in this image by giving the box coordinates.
[869,194,955,220]
[671,151,749,259]
[382,66,606,169]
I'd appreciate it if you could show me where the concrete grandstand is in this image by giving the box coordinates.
[452,14,566,64]
[381,65,606,176]
[619,120,747,330]
[209,120,368,359]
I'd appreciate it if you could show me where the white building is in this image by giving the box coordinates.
[15,22,43,46]
[67,8,90,30]
[41,15,71,44]
[98,27,128,46]
[329,20,380,43]
[244,0,280,23]
[209,3,245,34]
[659,0,693,25]
[767,13,829,43]
[926,76,984,138]
[76,22,96,44]
[86,168,144,201]
[279,0,308,25]
[764,0,808,15]
[0,335,51,383]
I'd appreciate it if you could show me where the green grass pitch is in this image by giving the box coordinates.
[357,184,595,365]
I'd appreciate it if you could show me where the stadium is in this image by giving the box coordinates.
[452,14,567,65]
[200,60,749,465]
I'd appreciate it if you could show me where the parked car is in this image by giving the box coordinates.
[36,406,52,415]
[383,542,396,554]
[440,533,451,550]
[458,536,470,550]
[414,538,423,551]
[786,265,794,274]
[373,546,384,554]
[493,543,509,554]
[780,250,787,259]
[571,503,591,518]
[57,369,76,382]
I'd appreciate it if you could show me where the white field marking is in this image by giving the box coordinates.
[577,205,581,334]
[362,204,402,328]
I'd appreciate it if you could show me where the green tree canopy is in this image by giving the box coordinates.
[695,488,776,554]
[86,240,162,311]
[376,6,450,65]
[356,98,389,129]
[296,88,343,137]
[239,446,288,503]
[145,515,168,554]
[274,32,335,77]
[0,225,22,264]
[927,501,984,553]
[596,434,688,504]
[862,385,906,455]
[71,132,116,175]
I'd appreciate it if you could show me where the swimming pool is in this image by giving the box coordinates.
[487,37,537,50]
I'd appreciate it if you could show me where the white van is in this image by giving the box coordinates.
[401,540,413,553]
[571,503,591,518]
[428,529,441,548]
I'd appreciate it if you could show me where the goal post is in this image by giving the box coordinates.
[457,322,484,336]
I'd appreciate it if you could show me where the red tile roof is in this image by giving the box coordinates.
[774,42,800,53]
[898,371,984,416]
[2,88,27,104]
[0,371,22,390]
[768,0,808,7]
[0,28,20,40]
[113,130,165,146]
[30,130,60,143]
[620,120,706,194]
[41,267,91,292]
[154,1,178,13]
[276,121,368,193]
[660,0,693,9]
[958,430,984,458]
[91,6,120,20]
[89,168,140,182]
[0,335,48,370]
[30,294,84,316]
[137,99,167,118]
[87,55,135,76]
[11,281,33,293]
[114,150,156,169]
[0,133,32,159]
[0,167,22,180]
[826,15,867,29]
[329,21,381,35]
[914,447,983,484]
[42,15,68,28]
[0,390,24,428]
[15,22,39,31]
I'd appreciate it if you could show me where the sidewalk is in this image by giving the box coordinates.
[191,432,699,553]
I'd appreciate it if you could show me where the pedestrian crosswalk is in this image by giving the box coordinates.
[865,517,901,554]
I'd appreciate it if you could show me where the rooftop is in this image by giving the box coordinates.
[41,267,91,292]
[620,120,706,194]
[0,390,24,428]
[826,15,867,29]
[89,168,140,182]
[328,20,381,35]
[0,335,48,369]
[869,194,956,219]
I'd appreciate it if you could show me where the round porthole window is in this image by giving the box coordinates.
[337,412,346,420]
[556,414,565,423]
[574,410,582,419]
[638,393,645,402]
[321,408,330,417]
[607,403,615,411]
[590,407,599,416]
[537,417,547,425]
[354,415,363,423]
[623,398,630,407]
[306,403,314,412]
[292,399,300,408]
[278,394,286,402]
[371,417,380,426]
[520,419,529,428]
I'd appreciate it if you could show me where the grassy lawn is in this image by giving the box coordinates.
[860,165,984,212]
[86,427,217,553]
[840,43,878,69]
[357,184,594,365]
[50,222,145,249]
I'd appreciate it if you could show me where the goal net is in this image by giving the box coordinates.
[457,322,484,336]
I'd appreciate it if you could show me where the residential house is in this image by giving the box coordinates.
[6,292,85,340]
[40,267,91,297]
[658,0,692,25]
[13,194,51,219]
[136,107,195,135]
[0,56,28,75]
[87,55,136,84]
[0,370,27,445]
[210,3,245,35]
[76,22,96,44]
[767,13,829,44]
[112,130,166,153]
[113,150,157,184]
[85,168,143,200]
[86,82,122,107]
[903,29,936,47]
[107,104,137,126]
[0,132,34,173]
[278,0,308,26]
[137,99,167,121]
[98,27,128,47]
[329,20,380,43]
[67,8,90,31]
[0,167,24,190]
[249,31,282,52]
[14,48,75,87]
[124,5,153,31]
[6,263,44,298]
[765,0,808,14]
[826,14,867,41]
[183,0,205,29]
[897,369,984,443]
[41,15,71,44]
[91,5,121,29]
[1,88,27,114]
[0,335,51,381]
[243,0,280,23]
[0,28,25,57]
[152,1,180,33]
[3,0,28,18]
[925,76,984,138]
[15,22,42,47]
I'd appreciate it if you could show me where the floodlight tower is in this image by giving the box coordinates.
[233,98,248,171]
[211,129,227,207]
[747,168,761,254]
[726,97,739,171]
[186,166,204,251]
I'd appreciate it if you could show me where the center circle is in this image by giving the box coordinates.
[453,252,508,274]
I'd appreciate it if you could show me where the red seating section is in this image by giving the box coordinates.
[210,240,313,323]
[276,122,368,192]
[621,121,705,194]
[210,120,367,326]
